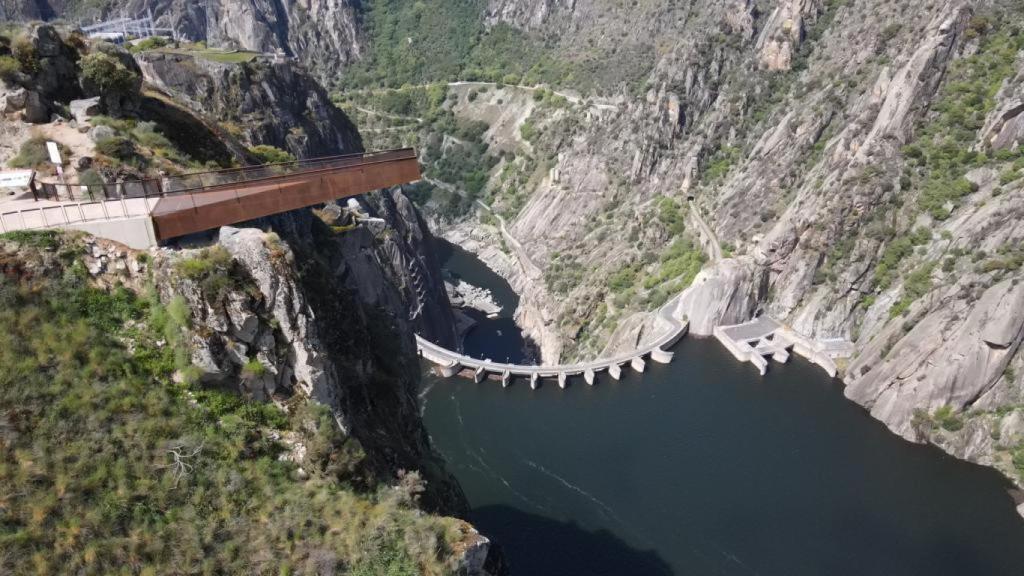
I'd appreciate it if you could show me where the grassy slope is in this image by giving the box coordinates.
[0,231,465,576]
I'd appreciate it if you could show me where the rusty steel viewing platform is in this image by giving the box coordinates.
[0,148,421,248]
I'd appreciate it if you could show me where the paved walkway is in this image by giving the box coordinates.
[0,190,153,234]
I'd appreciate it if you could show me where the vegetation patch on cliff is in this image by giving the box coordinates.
[0,233,469,575]
[341,0,652,93]
[902,25,1024,220]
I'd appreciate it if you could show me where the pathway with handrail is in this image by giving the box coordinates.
[0,148,422,245]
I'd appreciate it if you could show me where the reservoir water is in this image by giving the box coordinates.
[436,240,536,364]
[423,241,1024,576]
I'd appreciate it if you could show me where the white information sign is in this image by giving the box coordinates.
[46,141,63,165]
[0,169,35,188]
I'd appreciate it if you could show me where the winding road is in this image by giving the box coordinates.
[689,203,722,262]
[342,81,621,113]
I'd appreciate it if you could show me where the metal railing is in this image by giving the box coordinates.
[34,148,417,203]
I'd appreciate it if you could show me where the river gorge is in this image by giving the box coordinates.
[421,241,1024,576]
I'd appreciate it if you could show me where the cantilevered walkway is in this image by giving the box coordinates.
[417,295,690,388]
[0,148,420,248]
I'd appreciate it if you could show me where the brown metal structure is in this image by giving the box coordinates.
[144,148,421,241]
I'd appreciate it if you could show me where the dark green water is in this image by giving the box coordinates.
[423,242,1024,576]
[436,240,536,364]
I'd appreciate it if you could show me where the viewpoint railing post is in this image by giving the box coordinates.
[192,174,206,213]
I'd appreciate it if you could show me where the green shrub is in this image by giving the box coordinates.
[0,54,19,83]
[128,35,170,53]
[656,196,686,235]
[78,168,105,188]
[519,119,538,142]
[248,144,296,164]
[703,146,741,182]
[965,15,991,40]
[130,121,172,148]
[242,358,268,379]
[0,229,62,250]
[94,135,137,160]
[643,237,706,291]
[174,246,248,303]
[11,34,38,75]
[873,230,932,290]
[8,137,69,169]
[1013,446,1024,478]
[608,264,640,293]
[889,262,935,318]
[933,405,964,432]
[879,23,902,44]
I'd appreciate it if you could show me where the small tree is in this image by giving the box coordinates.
[80,48,141,117]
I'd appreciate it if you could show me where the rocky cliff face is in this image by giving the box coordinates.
[58,221,493,574]
[3,18,490,570]
[9,0,1024,533]
[155,202,462,510]
[123,43,459,492]
[153,0,1024,493]
[137,0,364,83]
[358,0,1024,489]
[2,0,363,86]
[136,51,362,158]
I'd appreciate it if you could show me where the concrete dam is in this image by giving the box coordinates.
[417,295,690,389]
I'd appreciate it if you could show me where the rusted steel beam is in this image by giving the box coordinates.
[150,154,421,241]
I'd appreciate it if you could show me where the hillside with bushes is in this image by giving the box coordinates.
[0,21,495,576]
[0,233,477,575]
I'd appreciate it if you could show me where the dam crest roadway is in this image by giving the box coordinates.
[417,295,689,389]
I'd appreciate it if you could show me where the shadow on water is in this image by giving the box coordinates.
[472,505,674,576]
